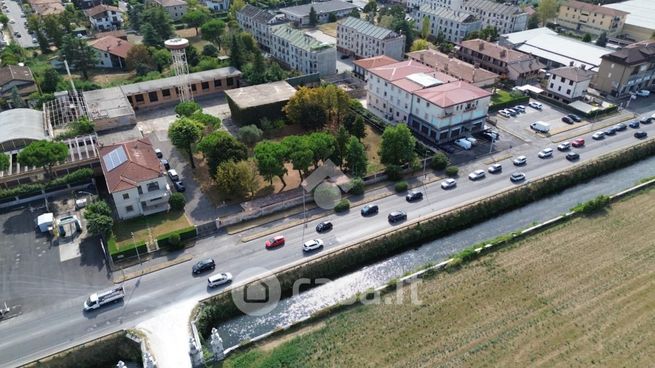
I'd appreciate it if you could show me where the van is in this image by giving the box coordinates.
[454,138,472,150]
[530,121,550,133]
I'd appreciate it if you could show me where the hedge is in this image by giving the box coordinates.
[194,136,655,340]
[156,226,198,249]
[110,241,148,261]
[0,168,93,200]
[334,199,350,213]
[394,181,408,193]
[488,95,530,112]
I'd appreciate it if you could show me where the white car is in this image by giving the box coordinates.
[303,239,324,252]
[636,90,650,97]
[557,142,571,151]
[465,137,478,146]
[441,178,456,189]
[513,155,527,166]
[528,101,543,110]
[468,169,486,181]
[538,147,553,158]
[498,110,511,118]
[514,105,526,112]
[9,19,15,24]
[207,272,232,288]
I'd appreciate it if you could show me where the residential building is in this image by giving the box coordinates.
[270,24,336,76]
[0,65,37,104]
[73,0,103,10]
[406,49,498,87]
[99,138,171,220]
[28,0,65,16]
[203,0,230,12]
[545,65,595,102]
[88,36,133,69]
[146,0,187,21]
[236,4,287,52]
[604,0,655,42]
[336,17,405,61]
[557,0,627,37]
[457,39,543,84]
[416,5,481,43]
[280,0,358,27]
[352,55,399,80]
[592,40,655,97]
[500,27,613,72]
[85,4,124,31]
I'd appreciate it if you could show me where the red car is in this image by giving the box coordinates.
[265,235,285,248]
[571,138,585,148]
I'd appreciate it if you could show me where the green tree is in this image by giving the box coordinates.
[596,32,608,47]
[582,33,592,42]
[140,6,174,47]
[169,192,186,211]
[152,48,172,72]
[183,8,209,34]
[168,118,203,169]
[215,159,259,199]
[43,15,63,47]
[349,8,360,18]
[190,111,221,128]
[238,124,264,146]
[379,124,416,167]
[345,136,367,177]
[421,16,430,39]
[35,29,50,54]
[350,115,367,141]
[202,44,218,57]
[0,14,8,27]
[393,19,415,52]
[85,211,113,236]
[86,199,113,217]
[197,130,248,174]
[140,23,159,47]
[537,0,559,26]
[281,135,313,180]
[17,140,68,177]
[126,44,156,75]
[309,6,318,26]
[328,13,337,23]
[527,13,540,29]
[430,152,449,170]
[0,153,9,171]
[201,19,226,49]
[308,132,336,167]
[10,86,24,108]
[332,126,350,168]
[127,2,144,30]
[228,0,246,19]
[175,101,202,117]
[254,141,288,186]
[410,38,431,52]
[363,0,377,14]
[60,35,98,80]
[480,26,499,42]
[229,34,243,69]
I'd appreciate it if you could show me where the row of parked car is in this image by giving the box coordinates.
[498,102,543,118]
[155,148,186,192]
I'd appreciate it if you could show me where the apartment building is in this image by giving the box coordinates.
[352,55,399,81]
[280,0,357,27]
[236,4,287,52]
[458,39,543,84]
[88,36,133,69]
[593,40,655,97]
[337,17,405,61]
[99,138,171,220]
[202,0,230,12]
[417,5,481,43]
[270,24,336,76]
[557,0,627,37]
[85,4,124,31]
[546,65,595,102]
[407,48,498,87]
[146,0,187,21]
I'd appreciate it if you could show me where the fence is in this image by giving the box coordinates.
[0,181,94,210]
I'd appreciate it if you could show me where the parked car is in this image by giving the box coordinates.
[561,116,574,124]
[592,131,605,140]
[557,142,571,151]
[636,90,650,97]
[192,259,215,274]
[481,131,498,141]
[454,138,472,150]
[634,130,648,139]
[160,159,170,170]
[488,163,502,174]
[506,108,518,116]
[514,105,526,112]
[528,101,543,110]
[538,147,553,158]
[604,127,617,136]
[361,204,379,216]
[510,172,526,183]
[167,169,179,181]
[173,180,185,192]
[566,152,580,161]
[388,211,407,223]
[498,110,511,118]
[530,121,551,133]
[628,120,640,129]
[406,191,423,202]
[465,137,478,146]
[155,148,163,158]
[572,138,585,148]
[614,123,627,131]
[642,117,653,124]
[441,178,456,189]
[265,235,285,248]
[315,221,333,233]
[303,239,324,252]
[513,155,527,166]
[468,169,486,181]
[207,272,232,288]
[567,114,582,122]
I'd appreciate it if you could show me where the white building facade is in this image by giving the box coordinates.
[203,0,229,12]
[236,4,287,52]
[85,5,124,31]
[546,66,594,102]
[270,24,336,76]
[417,5,481,43]
[337,17,405,61]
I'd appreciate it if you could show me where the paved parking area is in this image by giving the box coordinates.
[494,99,584,142]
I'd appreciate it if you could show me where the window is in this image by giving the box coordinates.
[162,88,171,97]
[561,77,565,82]
[558,86,562,91]
[566,89,571,95]
[201,82,209,90]
[147,182,160,192]
[569,80,573,86]
[135,94,144,102]
[550,83,554,88]
[122,193,129,200]
[138,186,143,195]
[191,84,197,91]
[148,91,158,102]
[214,79,222,87]
[227,77,234,86]
[126,205,134,212]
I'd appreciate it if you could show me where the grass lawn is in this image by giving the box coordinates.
[490,89,516,105]
[221,189,655,367]
[363,125,383,174]
[112,210,191,251]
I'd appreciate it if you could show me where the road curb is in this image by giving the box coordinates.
[112,255,193,284]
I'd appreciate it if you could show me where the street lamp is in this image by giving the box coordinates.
[131,231,142,270]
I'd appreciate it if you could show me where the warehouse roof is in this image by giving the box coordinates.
[604,0,655,31]
[0,108,48,146]
[225,81,296,109]
[280,0,357,18]
[120,67,241,95]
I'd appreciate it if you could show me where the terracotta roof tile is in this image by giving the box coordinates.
[413,81,492,108]
[89,36,133,59]
[99,138,164,193]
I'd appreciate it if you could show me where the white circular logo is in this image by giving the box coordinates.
[231,267,281,316]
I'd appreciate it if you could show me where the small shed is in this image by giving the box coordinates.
[37,213,54,233]
[224,81,297,126]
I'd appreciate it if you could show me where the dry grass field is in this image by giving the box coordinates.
[222,189,655,368]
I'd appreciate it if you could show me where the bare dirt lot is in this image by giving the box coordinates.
[222,189,655,368]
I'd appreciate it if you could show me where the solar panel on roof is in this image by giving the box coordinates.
[103,146,127,171]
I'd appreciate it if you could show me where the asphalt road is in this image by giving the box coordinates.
[1,118,654,367]
[1,0,35,48]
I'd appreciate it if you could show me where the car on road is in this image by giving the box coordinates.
[561,116,574,124]
[406,190,423,202]
[604,127,617,136]
[557,142,571,151]
[9,19,15,24]
[498,110,511,118]
[572,138,585,148]
[614,123,627,131]
[468,169,486,181]
[514,105,526,112]
[388,211,407,223]
[207,272,232,288]
[592,132,605,140]
[192,259,215,274]
[510,172,526,183]
[566,152,580,161]
[167,169,179,181]
[315,221,333,233]
[303,239,324,252]
[265,235,285,248]
[636,90,650,97]
[160,159,170,170]
[361,204,379,216]
[628,121,640,129]
[538,148,553,158]
[513,155,527,166]
[634,130,648,139]
[567,114,582,122]
[173,180,185,192]
[155,148,163,158]
[529,101,543,110]
[441,178,456,189]
[488,163,502,174]
[642,117,652,124]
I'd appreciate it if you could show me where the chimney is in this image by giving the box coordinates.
[500,49,507,58]
[569,61,574,67]
[478,41,484,50]
[581,64,586,70]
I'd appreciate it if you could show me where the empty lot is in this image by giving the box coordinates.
[222,188,655,367]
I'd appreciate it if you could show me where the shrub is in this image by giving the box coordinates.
[385,164,402,181]
[169,193,186,211]
[571,195,611,214]
[394,180,408,193]
[349,177,365,195]
[334,198,350,213]
[168,233,182,249]
[175,101,202,117]
[446,166,459,177]
[430,152,449,170]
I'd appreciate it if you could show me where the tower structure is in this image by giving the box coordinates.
[165,38,193,103]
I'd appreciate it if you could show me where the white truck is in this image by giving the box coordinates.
[83,286,125,311]
[530,121,551,133]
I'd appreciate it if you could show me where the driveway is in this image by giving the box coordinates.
[2,0,35,48]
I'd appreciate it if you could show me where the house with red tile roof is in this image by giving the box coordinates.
[352,55,399,81]
[88,36,133,69]
[99,138,171,219]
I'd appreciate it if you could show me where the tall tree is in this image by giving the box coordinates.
[0,14,8,27]
[10,86,24,108]
[229,34,243,70]
[596,32,608,47]
[309,6,318,26]
[537,0,558,26]
[167,118,203,169]
[215,159,259,199]
[127,2,144,30]
[228,0,246,19]
[363,0,377,15]
[527,13,540,29]
[308,132,336,168]
[238,124,264,147]
[35,29,50,54]
[253,141,288,186]
[332,126,350,168]
[350,115,367,141]
[17,140,68,177]
[40,67,61,93]
[42,15,63,47]
[345,136,367,177]
[0,153,9,171]
[151,48,172,72]
[410,39,431,52]
[379,124,417,167]
[281,135,313,180]
[140,6,174,47]
[183,9,209,34]
[126,44,156,75]
[175,101,202,117]
[197,130,248,175]
[61,35,98,80]
[200,19,226,49]
[421,16,430,39]
[349,8,360,19]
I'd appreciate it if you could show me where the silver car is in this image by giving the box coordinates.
[441,178,457,189]
[303,239,324,252]
[468,169,486,181]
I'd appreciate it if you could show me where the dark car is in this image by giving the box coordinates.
[340,54,350,59]
[155,148,163,158]
[405,191,423,202]
[634,130,648,139]
[567,114,582,122]
[639,117,651,125]
[561,116,574,124]
[192,258,215,274]
[566,152,580,161]
[173,180,186,192]
[388,211,407,223]
[160,159,170,170]
[315,221,333,233]
[361,204,379,216]
[614,123,627,131]
[604,127,616,136]
[628,121,640,129]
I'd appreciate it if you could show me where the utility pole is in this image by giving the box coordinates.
[131,231,142,271]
